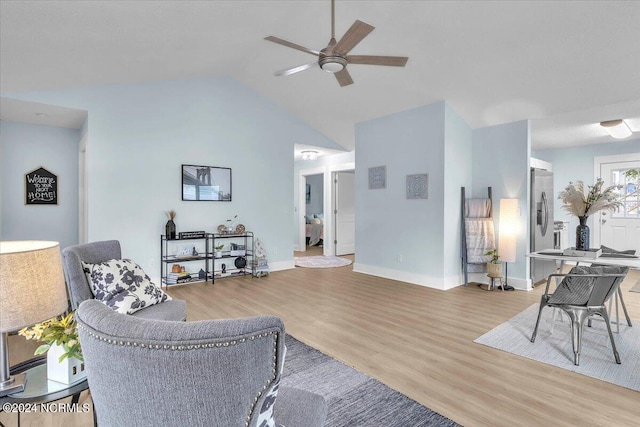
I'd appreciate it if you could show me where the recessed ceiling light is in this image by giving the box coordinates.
[301,150,319,161]
[600,119,632,139]
[35,113,49,119]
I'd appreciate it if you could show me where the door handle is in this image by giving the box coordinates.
[541,191,549,236]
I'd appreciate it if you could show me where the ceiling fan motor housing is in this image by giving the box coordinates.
[319,48,347,73]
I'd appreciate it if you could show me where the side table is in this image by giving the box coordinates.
[0,356,94,427]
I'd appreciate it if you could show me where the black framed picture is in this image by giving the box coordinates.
[182,165,232,201]
[306,184,311,204]
[25,166,58,205]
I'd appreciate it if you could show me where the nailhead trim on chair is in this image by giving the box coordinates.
[78,324,279,427]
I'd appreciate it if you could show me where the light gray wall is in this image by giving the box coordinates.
[1,121,80,249]
[472,120,530,287]
[443,103,473,280]
[305,174,323,218]
[5,77,343,275]
[354,102,448,286]
[533,138,640,232]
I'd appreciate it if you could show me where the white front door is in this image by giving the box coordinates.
[598,159,640,254]
[334,171,355,255]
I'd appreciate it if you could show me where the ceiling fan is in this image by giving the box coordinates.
[264,0,409,87]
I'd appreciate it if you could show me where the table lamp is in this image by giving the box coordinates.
[0,241,68,397]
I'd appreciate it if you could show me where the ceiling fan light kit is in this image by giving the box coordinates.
[600,119,632,139]
[264,0,408,86]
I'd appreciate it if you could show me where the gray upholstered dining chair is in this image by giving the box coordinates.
[62,240,187,321]
[530,265,629,366]
[76,300,327,427]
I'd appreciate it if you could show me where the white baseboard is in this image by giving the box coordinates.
[352,263,452,290]
[270,260,295,272]
[293,244,301,251]
[353,263,532,291]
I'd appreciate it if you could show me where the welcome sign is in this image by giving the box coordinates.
[25,167,58,205]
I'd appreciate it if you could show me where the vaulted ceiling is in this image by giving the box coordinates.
[1,1,639,150]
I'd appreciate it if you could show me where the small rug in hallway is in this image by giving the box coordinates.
[283,335,459,427]
[294,256,352,269]
[474,304,640,391]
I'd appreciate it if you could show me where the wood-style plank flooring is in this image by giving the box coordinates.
[3,254,640,426]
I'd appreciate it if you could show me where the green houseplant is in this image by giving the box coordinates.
[214,244,224,258]
[19,311,86,384]
[19,311,82,362]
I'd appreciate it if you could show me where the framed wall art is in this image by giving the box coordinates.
[182,165,232,201]
[368,166,386,190]
[406,173,428,199]
[25,166,58,205]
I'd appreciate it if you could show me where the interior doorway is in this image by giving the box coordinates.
[334,170,355,255]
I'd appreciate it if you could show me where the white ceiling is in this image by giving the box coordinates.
[1,1,639,150]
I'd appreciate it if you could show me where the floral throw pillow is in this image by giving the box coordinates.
[82,259,171,315]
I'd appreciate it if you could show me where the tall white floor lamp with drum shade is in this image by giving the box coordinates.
[499,199,519,290]
[0,241,68,397]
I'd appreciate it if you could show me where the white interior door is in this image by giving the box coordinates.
[599,160,640,254]
[334,171,355,255]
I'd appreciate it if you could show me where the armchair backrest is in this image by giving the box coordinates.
[586,266,629,306]
[61,240,122,310]
[548,265,629,306]
[76,300,286,427]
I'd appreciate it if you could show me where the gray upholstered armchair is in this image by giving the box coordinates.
[62,240,187,321]
[76,300,327,427]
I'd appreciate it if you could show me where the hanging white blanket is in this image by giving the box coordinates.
[465,218,496,265]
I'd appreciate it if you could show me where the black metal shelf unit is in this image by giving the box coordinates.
[160,234,211,287]
[211,231,254,282]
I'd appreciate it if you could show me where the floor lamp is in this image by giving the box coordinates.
[0,241,68,397]
[499,199,518,291]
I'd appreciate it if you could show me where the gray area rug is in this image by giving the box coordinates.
[283,335,459,427]
[294,256,352,268]
[629,281,640,293]
[474,304,640,391]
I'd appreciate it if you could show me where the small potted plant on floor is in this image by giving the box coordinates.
[214,244,224,258]
[485,249,502,278]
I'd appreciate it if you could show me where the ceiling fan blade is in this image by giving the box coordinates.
[275,62,318,77]
[347,55,408,67]
[333,20,374,55]
[264,36,320,56]
[334,69,354,87]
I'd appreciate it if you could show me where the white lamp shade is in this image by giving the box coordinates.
[498,199,518,263]
[0,241,68,332]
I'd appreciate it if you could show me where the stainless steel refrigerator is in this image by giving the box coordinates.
[530,168,556,284]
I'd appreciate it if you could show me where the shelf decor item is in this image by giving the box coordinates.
[19,312,86,385]
[558,179,622,251]
[165,210,177,240]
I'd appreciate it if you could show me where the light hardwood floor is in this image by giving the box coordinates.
[3,260,640,427]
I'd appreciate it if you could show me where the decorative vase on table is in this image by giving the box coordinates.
[575,216,589,251]
[47,343,86,384]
